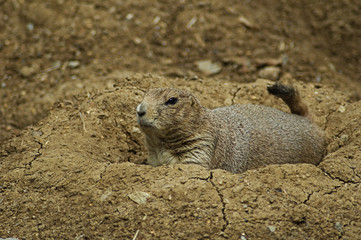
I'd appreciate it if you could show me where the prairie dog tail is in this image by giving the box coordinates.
[267,83,309,118]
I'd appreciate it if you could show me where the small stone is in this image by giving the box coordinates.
[267,225,276,233]
[126,13,134,20]
[337,105,346,113]
[20,66,37,77]
[128,191,150,204]
[279,41,286,51]
[335,222,343,234]
[131,126,141,134]
[100,190,112,202]
[255,58,282,67]
[238,16,253,28]
[133,37,142,44]
[68,60,80,68]
[153,16,161,25]
[258,66,281,80]
[340,134,349,143]
[26,23,34,31]
[187,16,197,29]
[32,131,44,137]
[108,6,116,13]
[196,60,222,75]
[328,63,336,71]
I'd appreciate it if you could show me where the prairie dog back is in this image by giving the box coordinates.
[208,104,325,173]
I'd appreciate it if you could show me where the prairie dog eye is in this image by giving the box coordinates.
[165,97,178,105]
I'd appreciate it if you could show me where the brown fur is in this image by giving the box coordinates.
[267,83,309,117]
[136,85,326,174]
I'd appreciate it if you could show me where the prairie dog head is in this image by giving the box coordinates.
[136,88,205,139]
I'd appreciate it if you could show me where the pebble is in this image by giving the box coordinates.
[258,66,280,80]
[68,60,80,68]
[196,60,222,75]
[126,13,134,20]
[267,225,276,233]
[100,190,112,202]
[32,131,44,137]
[108,6,116,14]
[187,17,197,29]
[153,16,161,25]
[133,37,142,44]
[20,66,33,77]
[128,191,150,204]
[335,222,343,234]
[20,65,39,77]
[255,58,282,67]
[238,16,253,28]
[340,134,349,143]
[26,23,34,31]
[131,126,141,134]
[337,105,346,113]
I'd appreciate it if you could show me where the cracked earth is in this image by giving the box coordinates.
[1,74,361,239]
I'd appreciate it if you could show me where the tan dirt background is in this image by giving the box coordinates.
[0,0,360,239]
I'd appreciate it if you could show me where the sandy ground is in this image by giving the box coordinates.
[1,0,360,239]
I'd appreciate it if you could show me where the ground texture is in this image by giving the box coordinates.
[0,0,360,239]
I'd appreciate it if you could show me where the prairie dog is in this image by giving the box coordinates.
[136,84,326,174]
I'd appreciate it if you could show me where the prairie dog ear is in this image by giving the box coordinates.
[189,94,201,108]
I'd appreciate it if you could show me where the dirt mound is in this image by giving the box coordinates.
[1,0,361,239]
[1,74,360,239]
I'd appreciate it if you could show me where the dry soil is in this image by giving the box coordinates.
[0,1,360,239]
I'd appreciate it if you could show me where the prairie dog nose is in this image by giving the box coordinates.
[136,103,146,117]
